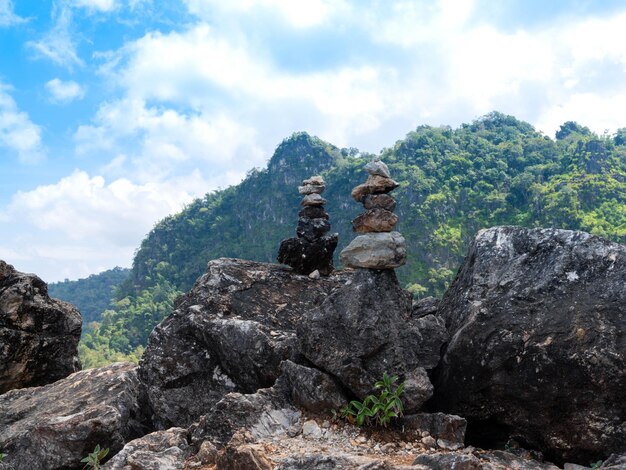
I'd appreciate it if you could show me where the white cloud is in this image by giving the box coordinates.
[27,6,83,68]
[0,0,25,26]
[184,0,346,29]
[0,83,45,163]
[45,78,85,103]
[72,0,118,12]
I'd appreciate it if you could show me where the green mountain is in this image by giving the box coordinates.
[48,267,130,325]
[80,112,626,366]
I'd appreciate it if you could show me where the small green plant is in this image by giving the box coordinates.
[81,444,109,470]
[590,461,603,469]
[0,451,6,462]
[339,373,405,427]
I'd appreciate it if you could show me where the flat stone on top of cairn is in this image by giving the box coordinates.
[277,175,338,276]
[340,156,406,270]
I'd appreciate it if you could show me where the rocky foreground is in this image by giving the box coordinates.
[0,226,624,469]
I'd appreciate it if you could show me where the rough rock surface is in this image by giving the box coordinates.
[0,363,150,470]
[104,427,191,470]
[340,232,406,269]
[297,217,331,241]
[352,208,398,233]
[363,193,397,211]
[277,233,338,275]
[189,385,301,448]
[434,226,626,465]
[351,175,399,202]
[277,360,347,413]
[299,269,448,412]
[0,260,81,393]
[139,258,349,429]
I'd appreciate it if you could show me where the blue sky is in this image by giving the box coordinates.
[2,0,626,282]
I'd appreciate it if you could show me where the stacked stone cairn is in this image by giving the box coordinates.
[277,175,338,276]
[339,156,406,269]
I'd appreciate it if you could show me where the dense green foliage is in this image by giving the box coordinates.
[79,280,180,368]
[48,267,130,325]
[78,112,626,366]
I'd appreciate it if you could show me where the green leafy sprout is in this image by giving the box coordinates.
[81,444,109,470]
[0,452,6,462]
[339,373,405,427]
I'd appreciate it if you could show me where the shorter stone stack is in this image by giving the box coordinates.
[277,176,338,276]
[340,156,406,269]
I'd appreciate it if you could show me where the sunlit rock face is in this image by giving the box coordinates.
[433,226,626,465]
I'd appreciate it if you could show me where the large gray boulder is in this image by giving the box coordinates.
[299,268,448,412]
[138,258,349,428]
[0,363,151,470]
[0,260,81,393]
[434,226,626,465]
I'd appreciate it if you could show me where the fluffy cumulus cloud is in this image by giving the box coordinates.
[45,78,85,103]
[6,0,626,280]
[0,84,44,163]
[1,169,209,281]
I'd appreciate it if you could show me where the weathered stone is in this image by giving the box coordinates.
[414,450,559,470]
[217,442,273,470]
[403,413,466,447]
[434,226,626,465]
[104,428,190,470]
[363,194,396,211]
[339,232,406,269]
[352,209,398,233]
[412,296,440,318]
[0,260,81,393]
[298,184,326,195]
[277,233,338,275]
[298,206,329,219]
[302,175,324,186]
[364,157,391,178]
[601,452,626,468]
[277,360,347,413]
[351,175,399,202]
[296,217,331,241]
[0,363,151,470]
[301,193,326,206]
[189,386,301,447]
[299,269,448,412]
[139,259,347,429]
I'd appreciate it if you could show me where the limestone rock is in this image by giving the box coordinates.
[298,206,329,219]
[0,363,151,470]
[412,296,440,318]
[351,175,399,202]
[104,428,190,470]
[139,259,348,429]
[352,208,398,233]
[296,217,331,241]
[434,226,626,465]
[277,360,347,413]
[0,260,81,393]
[403,413,466,447]
[298,183,326,195]
[302,175,324,186]
[189,386,301,447]
[277,233,338,275]
[301,193,326,206]
[340,232,406,269]
[364,156,391,178]
[363,193,396,211]
[299,269,448,412]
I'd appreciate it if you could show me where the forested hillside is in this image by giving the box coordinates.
[77,112,626,367]
[48,267,130,325]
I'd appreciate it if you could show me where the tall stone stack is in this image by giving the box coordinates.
[277,176,338,276]
[340,156,406,269]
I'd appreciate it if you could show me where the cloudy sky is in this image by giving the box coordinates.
[2,0,626,282]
